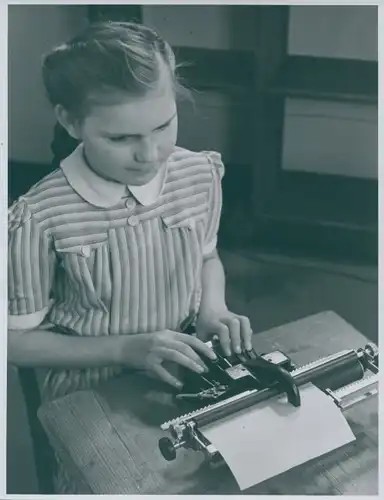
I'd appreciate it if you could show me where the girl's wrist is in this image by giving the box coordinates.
[111,334,136,366]
[199,300,228,319]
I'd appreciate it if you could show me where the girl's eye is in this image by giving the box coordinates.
[157,123,169,132]
[109,136,133,143]
[108,122,170,143]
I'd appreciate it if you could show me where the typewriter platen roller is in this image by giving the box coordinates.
[158,339,378,463]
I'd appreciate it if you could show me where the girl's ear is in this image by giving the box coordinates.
[54,105,82,140]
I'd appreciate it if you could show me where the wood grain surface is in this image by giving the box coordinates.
[38,311,378,494]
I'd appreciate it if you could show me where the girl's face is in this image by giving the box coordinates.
[71,72,178,186]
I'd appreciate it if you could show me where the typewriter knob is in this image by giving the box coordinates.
[159,437,177,461]
[365,343,378,363]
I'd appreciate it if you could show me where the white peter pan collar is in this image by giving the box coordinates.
[60,143,167,208]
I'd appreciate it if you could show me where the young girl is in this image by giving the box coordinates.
[8,20,253,491]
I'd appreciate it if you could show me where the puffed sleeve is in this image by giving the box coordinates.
[203,151,225,256]
[8,199,56,330]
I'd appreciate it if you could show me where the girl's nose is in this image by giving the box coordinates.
[134,137,158,163]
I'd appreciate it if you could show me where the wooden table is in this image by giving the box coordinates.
[38,311,378,494]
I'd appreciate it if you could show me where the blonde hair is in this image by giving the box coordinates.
[42,21,188,119]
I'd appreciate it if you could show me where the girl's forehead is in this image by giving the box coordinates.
[85,78,177,135]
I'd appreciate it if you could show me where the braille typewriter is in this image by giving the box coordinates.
[158,338,379,463]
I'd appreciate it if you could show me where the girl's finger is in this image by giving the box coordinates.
[222,316,241,353]
[152,363,184,389]
[213,322,231,357]
[238,315,253,351]
[156,346,207,374]
[177,332,218,360]
[171,341,209,371]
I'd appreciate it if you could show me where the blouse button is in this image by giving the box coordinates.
[125,199,136,210]
[187,218,196,229]
[128,215,139,226]
[80,246,91,257]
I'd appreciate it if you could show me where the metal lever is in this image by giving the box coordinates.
[244,356,301,407]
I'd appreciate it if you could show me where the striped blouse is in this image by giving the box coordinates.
[8,144,224,400]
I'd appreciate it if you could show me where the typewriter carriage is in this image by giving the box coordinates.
[158,342,379,463]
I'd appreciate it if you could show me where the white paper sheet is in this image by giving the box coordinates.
[201,383,355,490]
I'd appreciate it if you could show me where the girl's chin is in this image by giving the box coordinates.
[123,170,158,186]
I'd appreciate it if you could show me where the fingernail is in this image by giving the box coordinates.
[235,346,241,354]
[196,364,205,373]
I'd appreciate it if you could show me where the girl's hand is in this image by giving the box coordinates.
[195,307,253,357]
[121,330,217,388]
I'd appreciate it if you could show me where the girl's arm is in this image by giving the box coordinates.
[8,327,127,368]
[196,152,252,354]
[196,250,253,355]
[8,327,217,388]
[199,249,227,315]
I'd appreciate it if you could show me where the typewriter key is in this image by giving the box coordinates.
[244,348,258,360]
[235,352,248,364]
